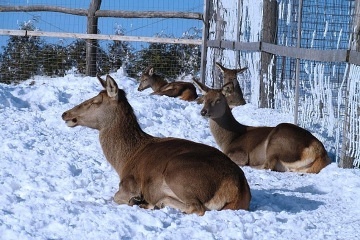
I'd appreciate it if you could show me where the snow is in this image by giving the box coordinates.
[1,71,360,240]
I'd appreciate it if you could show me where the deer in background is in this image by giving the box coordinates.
[138,66,198,101]
[62,74,251,215]
[193,80,331,174]
[215,62,248,107]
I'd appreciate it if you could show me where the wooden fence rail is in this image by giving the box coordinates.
[0,5,203,20]
[207,40,360,65]
[0,29,203,45]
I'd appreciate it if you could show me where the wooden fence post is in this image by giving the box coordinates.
[340,0,360,168]
[86,0,102,76]
[200,0,211,84]
[235,0,243,70]
[212,0,225,89]
[259,0,277,108]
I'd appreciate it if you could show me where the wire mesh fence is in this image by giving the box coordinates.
[0,0,203,83]
[205,0,359,168]
[274,0,357,167]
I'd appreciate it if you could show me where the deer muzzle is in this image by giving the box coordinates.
[62,111,78,127]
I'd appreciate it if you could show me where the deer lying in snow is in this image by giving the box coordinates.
[62,74,251,215]
[215,62,248,107]
[138,66,198,101]
[193,80,331,174]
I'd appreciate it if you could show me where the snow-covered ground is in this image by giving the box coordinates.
[0,71,359,240]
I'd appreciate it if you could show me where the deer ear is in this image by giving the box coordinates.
[215,62,225,73]
[97,74,107,88]
[149,67,154,76]
[236,67,248,74]
[222,82,234,96]
[193,78,210,95]
[105,75,119,98]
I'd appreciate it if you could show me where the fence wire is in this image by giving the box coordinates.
[0,0,202,82]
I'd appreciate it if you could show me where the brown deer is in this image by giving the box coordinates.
[62,74,251,215]
[215,62,248,107]
[138,66,198,101]
[193,80,331,174]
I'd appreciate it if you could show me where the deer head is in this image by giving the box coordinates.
[215,62,247,85]
[138,66,155,91]
[62,75,125,130]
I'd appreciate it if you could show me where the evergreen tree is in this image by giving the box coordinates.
[67,39,111,75]
[67,39,87,74]
[107,24,134,73]
[0,21,43,84]
[178,27,202,76]
[40,43,72,77]
[129,29,201,79]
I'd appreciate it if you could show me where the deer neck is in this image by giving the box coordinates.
[99,102,152,176]
[209,107,247,151]
[150,75,168,92]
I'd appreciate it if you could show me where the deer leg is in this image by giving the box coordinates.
[155,197,206,216]
[113,175,143,206]
[227,151,249,166]
[262,156,279,171]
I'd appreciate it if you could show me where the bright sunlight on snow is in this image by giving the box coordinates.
[0,70,359,239]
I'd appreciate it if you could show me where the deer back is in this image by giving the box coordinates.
[138,66,198,101]
[196,81,331,174]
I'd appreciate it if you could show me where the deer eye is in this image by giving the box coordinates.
[215,99,221,104]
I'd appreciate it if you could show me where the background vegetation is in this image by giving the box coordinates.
[0,21,201,84]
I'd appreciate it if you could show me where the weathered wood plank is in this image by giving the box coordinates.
[0,5,87,16]
[95,10,202,20]
[0,5,202,20]
[0,29,202,45]
[261,42,348,63]
[349,50,360,65]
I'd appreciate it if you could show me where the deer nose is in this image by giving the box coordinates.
[61,112,67,119]
[200,109,207,116]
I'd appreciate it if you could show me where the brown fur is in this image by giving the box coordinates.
[193,80,331,174]
[138,66,198,101]
[62,74,251,215]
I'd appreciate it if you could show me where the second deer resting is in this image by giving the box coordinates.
[194,80,331,174]
[138,66,198,101]
[62,75,251,215]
